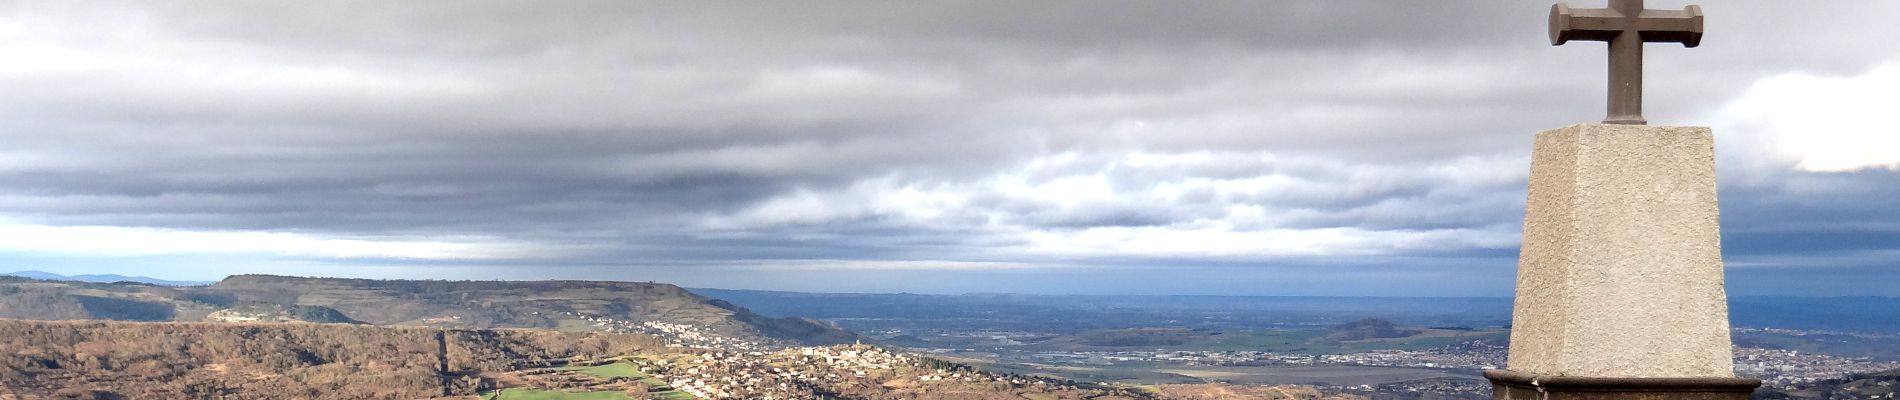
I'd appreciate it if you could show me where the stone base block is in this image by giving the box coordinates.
[1507,124,1736,378]
[1487,369,1759,400]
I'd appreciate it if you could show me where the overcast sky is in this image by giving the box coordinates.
[2,1,1896,296]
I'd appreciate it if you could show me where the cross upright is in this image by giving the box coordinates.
[1550,0,1703,125]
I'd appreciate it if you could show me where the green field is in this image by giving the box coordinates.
[482,389,631,400]
[560,362,644,379]
[552,361,691,399]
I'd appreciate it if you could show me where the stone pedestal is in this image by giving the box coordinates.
[1491,124,1758,398]
[1487,370,1759,400]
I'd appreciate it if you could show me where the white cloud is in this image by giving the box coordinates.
[724,259,1063,271]
[702,150,1526,260]
[0,220,542,260]
[3,1,1894,293]
[1018,225,1516,258]
[1720,63,1900,173]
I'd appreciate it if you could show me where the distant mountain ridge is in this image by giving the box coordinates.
[1325,318,1417,341]
[2,270,214,286]
[0,274,856,346]
[212,274,857,345]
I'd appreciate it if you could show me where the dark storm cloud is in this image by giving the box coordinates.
[1720,169,1900,255]
[2,1,1897,293]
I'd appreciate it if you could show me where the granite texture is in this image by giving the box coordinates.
[1505,123,1735,378]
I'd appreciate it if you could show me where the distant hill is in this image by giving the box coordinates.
[0,318,663,399]
[1325,318,1416,341]
[2,270,214,286]
[0,275,856,346]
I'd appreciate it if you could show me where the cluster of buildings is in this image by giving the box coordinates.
[1317,342,1509,370]
[1736,327,1900,341]
[995,332,1900,398]
[550,310,768,350]
[1326,378,1494,399]
[1296,335,1900,391]
[623,344,1070,399]
[1018,344,1509,371]
[632,321,765,350]
[544,313,1899,398]
[1010,332,1899,391]
[1734,347,1900,387]
[617,354,808,399]
[205,309,271,323]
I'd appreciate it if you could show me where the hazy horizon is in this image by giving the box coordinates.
[9,269,1894,299]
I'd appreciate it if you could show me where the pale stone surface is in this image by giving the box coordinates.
[1505,123,1735,378]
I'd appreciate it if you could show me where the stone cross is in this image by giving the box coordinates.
[1550,0,1703,125]
[1486,3,1760,399]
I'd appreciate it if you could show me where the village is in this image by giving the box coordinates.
[550,311,770,351]
[492,342,1118,400]
[1016,338,1898,387]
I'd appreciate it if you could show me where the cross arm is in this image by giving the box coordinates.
[1550,3,1704,47]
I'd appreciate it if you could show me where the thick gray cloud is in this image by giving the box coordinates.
[1,1,1896,295]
